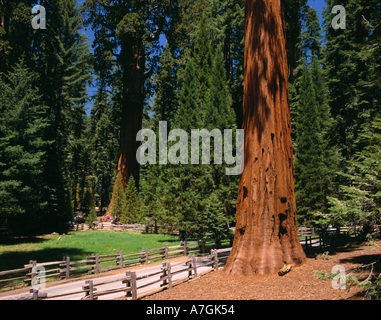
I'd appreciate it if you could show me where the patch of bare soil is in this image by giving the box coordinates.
[143,240,381,300]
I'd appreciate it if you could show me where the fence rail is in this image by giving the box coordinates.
[20,248,231,300]
[300,225,381,249]
[297,225,380,237]
[5,222,381,301]
[2,225,379,293]
[0,239,230,292]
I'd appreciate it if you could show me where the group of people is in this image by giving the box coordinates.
[101,214,114,223]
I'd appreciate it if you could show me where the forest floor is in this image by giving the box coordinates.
[143,239,381,300]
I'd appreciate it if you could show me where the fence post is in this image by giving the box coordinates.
[212,250,218,270]
[125,271,137,300]
[119,251,124,269]
[95,254,100,274]
[183,241,187,256]
[192,255,198,277]
[84,280,94,300]
[161,262,167,287]
[89,280,95,300]
[199,240,205,254]
[30,288,39,300]
[145,248,149,264]
[65,256,70,279]
[29,260,37,287]
[164,244,168,260]
[160,262,172,288]
[167,263,172,289]
[131,271,137,300]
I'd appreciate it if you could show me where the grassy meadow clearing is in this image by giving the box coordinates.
[0,231,179,272]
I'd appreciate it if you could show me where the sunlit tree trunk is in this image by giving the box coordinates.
[224,0,306,275]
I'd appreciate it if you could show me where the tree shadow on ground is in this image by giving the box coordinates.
[304,240,369,259]
[0,247,88,272]
[157,238,179,243]
[305,240,381,300]
[339,252,381,275]
[137,232,180,243]
[341,252,381,300]
[0,236,48,246]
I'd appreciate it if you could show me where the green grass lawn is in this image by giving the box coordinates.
[0,231,179,272]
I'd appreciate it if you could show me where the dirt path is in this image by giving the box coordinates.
[143,240,381,300]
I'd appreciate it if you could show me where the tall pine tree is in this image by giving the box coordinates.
[36,0,92,232]
[328,118,381,237]
[323,0,380,158]
[294,61,326,225]
[0,59,50,237]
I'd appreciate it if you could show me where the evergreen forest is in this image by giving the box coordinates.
[0,0,380,241]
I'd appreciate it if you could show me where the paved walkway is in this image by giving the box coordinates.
[0,237,327,300]
[0,255,216,300]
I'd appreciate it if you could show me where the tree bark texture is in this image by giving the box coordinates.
[224,0,306,275]
[117,35,145,190]
[107,35,144,216]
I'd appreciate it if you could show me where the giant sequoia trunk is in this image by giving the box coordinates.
[117,35,145,190]
[107,36,144,215]
[224,0,306,275]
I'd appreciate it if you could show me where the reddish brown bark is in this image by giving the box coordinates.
[224,0,306,275]
[117,36,145,190]
[107,37,144,215]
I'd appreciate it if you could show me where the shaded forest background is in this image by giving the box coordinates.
[0,0,380,240]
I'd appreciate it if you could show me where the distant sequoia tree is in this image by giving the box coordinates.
[224,0,306,275]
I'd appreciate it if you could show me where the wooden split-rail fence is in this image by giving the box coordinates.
[2,225,379,294]
[13,248,231,300]
[0,239,231,292]
[299,225,381,250]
